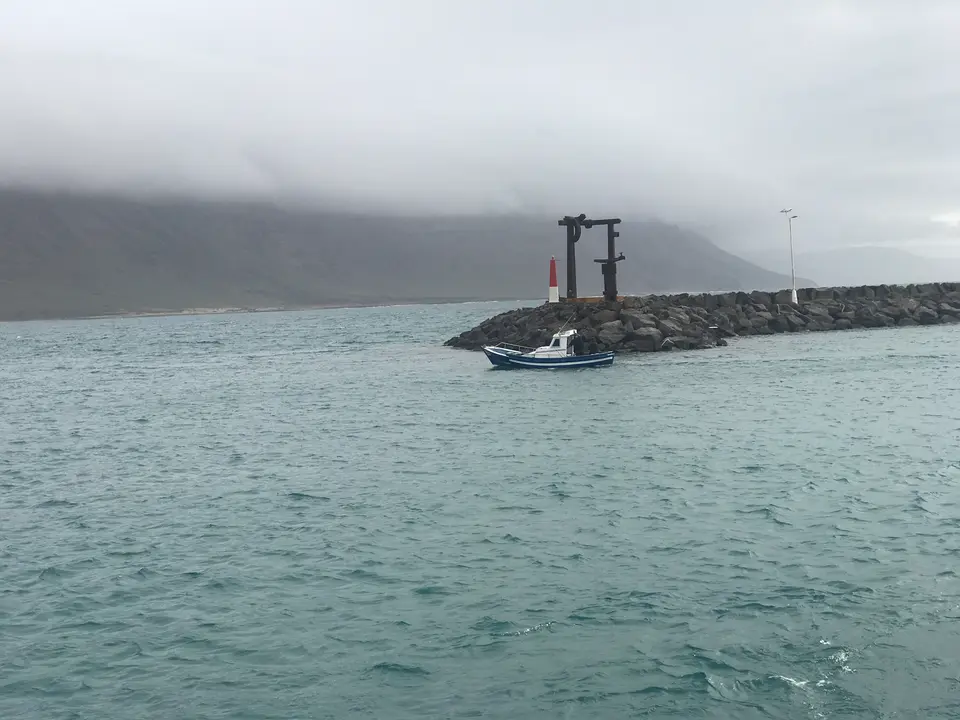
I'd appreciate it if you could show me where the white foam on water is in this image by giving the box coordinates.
[772,675,809,688]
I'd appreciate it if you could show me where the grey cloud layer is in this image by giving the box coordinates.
[2,0,959,254]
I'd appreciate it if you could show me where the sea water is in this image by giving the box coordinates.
[2,301,959,719]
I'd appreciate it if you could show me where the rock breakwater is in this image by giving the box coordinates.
[445,283,960,354]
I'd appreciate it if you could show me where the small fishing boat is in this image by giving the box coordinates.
[482,328,614,369]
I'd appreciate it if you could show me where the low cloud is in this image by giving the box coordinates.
[2,0,959,258]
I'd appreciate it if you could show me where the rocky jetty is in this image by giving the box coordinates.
[445,283,960,354]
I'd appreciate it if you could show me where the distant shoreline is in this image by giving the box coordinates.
[0,298,541,324]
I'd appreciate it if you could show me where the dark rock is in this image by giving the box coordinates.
[625,327,663,351]
[807,317,835,331]
[916,308,939,325]
[878,303,904,320]
[664,307,691,325]
[768,315,790,333]
[668,335,698,350]
[592,309,619,325]
[693,333,716,349]
[897,298,921,314]
[578,326,598,341]
[785,314,807,332]
[597,320,627,346]
[658,318,685,337]
[773,289,796,305]
[445,283,960,354]
[802,302,832,318]
[853,314,880,329]
[620,309,658,330]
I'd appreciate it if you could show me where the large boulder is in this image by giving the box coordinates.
[897,298,921,314]
[620,309,658,330]
[785,314,807,332]
[592,309,620,325]
[916,307,940,325]
[709,313,736,336]
[854,308,900,328]
[658,318,686,337]
[802,302,832,319]
[774,289,797,305]
[806,316,835,331]
[662,307,691,325]
[768,315,790,333]
[597,320,627,346]
[733,314,752,332]
[625,327,663,352]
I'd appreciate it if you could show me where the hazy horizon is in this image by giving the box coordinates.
[3,1,960,267]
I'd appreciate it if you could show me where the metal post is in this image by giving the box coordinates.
[567,222,578,299]
[558,214,585,299]
[584,218,625,302]
[780,208,798,304]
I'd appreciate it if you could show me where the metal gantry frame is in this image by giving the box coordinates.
[557,214,625,301]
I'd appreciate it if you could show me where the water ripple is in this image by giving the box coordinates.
[1,304,960,718]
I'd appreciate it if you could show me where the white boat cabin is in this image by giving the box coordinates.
[528,329,579,358]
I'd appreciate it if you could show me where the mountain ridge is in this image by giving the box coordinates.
[740,245,960,289]
[0,188,810,321]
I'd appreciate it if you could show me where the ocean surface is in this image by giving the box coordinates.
[2,301,960,719]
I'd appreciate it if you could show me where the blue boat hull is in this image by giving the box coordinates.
[483,346,614,369]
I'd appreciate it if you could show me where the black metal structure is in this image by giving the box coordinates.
[584,218,625,301]
[557,214,626,301]
[557,214,586,299]
[583,218,624,301]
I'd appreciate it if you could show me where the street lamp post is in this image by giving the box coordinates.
[780,208,799,304]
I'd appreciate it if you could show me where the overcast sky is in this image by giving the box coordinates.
[2,0,959,257]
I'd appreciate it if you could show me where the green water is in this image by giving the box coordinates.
[2,302,960,719]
